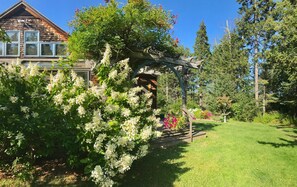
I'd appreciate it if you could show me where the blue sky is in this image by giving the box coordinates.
[0,0,240,51]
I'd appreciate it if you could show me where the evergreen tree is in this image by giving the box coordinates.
[236,0,275,106]
[265,0,297,116]
[205,29,251,119]
[193,21,211,108]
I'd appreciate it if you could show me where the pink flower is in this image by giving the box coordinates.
[164,114,178,129]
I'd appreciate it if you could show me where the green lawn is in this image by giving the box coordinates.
[119,121,297,187]
[1,121,296,186]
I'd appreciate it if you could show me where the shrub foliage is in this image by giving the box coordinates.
[0,45,161,186]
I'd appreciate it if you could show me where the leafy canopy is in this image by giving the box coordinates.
[0,28,9,42]
[68,0,178,61]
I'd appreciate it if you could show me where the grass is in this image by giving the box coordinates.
[1,121,296,186]
[119,120,297,187]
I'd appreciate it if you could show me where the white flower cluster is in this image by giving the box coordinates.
[45,44,161,186]
[10,96,19,103]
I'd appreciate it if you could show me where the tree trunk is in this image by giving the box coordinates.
[199,93,203,108]
[254,0,259,107]
[254,47,259,107]
[263,85,266,115]
[224,115,227,123]
[166,74,169,102]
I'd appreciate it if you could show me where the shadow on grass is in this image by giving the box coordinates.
[118,143,190,187]
[258,138,297,148]
[193,121,219,132]
[258,125,297,148]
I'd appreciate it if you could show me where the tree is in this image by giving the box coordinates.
[193,21,211,108]
[217,95,232,123]
[0,28,9,42]
[205,28,250,119]
[265,0,297,116]
[236,0,275,106]
[68,0,178,62]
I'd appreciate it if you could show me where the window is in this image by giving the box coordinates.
[24,31,39,56]
[76,71,90,86]
[41,43,54,56]
[40,43,67,57]
[76,71,89,81]
[55,44,67,56]
[6,31,20,56]
[0,42,3,56]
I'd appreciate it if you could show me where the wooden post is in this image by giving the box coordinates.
[183,108,193,142]
[189,113,193,142]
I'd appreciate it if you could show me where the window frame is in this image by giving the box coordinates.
[24,30,40,57]
[40,42,67,57]
[5,30,20,57]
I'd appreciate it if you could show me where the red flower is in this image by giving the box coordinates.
[164,114,178,129]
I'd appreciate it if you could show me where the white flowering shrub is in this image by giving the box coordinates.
[0,61,70,162]
[47,44,161,186]
[0,44,161,186]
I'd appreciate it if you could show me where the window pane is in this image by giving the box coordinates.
[6,43,18,55]
[0,42,3,55]
[41,44,53,56]
[76,71,89,86]
[25,32,38,42]
[76,72,88,81]
[25,44,38,56]
[55,44,67,56]
[7,32,19,42]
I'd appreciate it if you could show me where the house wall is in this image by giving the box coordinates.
[0,8,67,59]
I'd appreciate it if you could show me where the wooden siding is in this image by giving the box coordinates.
[0,5,67,59]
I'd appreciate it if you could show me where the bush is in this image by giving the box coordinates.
[163,114,186,130]
[201,110,213,119]
[0,44,161,186]
[0,62,69,162]
[191,109,212,120]
[232,93,257,121]
[193,108,202,119]
[253,111,293,125]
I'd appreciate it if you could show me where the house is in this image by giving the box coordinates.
[0,1,200,109]
[0,1,92,80]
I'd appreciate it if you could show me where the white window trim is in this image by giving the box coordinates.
[5,30,20,57]
[24,30,40,57]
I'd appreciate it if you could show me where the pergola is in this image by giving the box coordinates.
[129,48,202,141]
